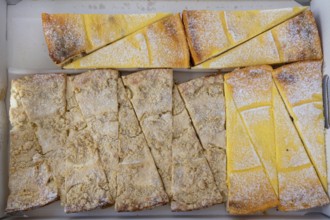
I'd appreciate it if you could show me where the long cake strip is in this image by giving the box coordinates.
[64,14,190,69]
[6,80,58,213]
[224,66,278,195]
[122,69,173,197]
[116,79,168,212]
[177,74,227,199]
[273,84,329,211]
[9,74,67,202]
[68,70,119,206]
[196,10,322,69]
[225,82,278,214]
[183,7,306,65]
[42,12,170,65]
[171,86,222,211]
[273,61,327,192]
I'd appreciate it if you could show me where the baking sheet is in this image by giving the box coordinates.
[1,0,330,218]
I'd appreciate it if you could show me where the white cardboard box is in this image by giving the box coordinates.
[1,0,330,219]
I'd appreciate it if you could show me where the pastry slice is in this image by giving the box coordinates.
[122,69,173,197]
[224,66,278,195]
[183,7,306,65]
[116,79,168,211]
[65,129,112,213]
[178,74,227,199]
[273,61,327,191]
[69,70,119,203]
[42,12,170,65]
[195,10,322,69]
[225,83,278,214]
[273,84,329,211]
[64,14,190,69]
[171,86,222,211]
[10,74,67,201]
[6,82,58,213]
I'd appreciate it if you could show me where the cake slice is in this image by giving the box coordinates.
[178,74,227,199]
[224,66,278,195]
[183,7,306,65]
[225,83,278,214]
[171,86,222,211]
[195,10,322,69]
[10,74,67,201]
[68,70,119,204]
[6,82,58,213]
[122,69,173,197]
[116,79,168,211]
[42,12,170,65]
[273,61,327,192]
[64,14,190,69]
[273,84,329,211]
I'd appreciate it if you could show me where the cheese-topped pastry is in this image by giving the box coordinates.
[273,61,327,192]
[9,74,67,201]
[183,7,306,65]
[64,14,190,69]
[6,81,58,212]
[178,74,227,199]
[42,12,170,65]
[273,85,329,211]
[116,79,168,211]
[171,86,222,211]
[225,83,278,214]
[69,70,119,204]
[224,66,278,195]
[196,10,322,69]
[122,69,173,197]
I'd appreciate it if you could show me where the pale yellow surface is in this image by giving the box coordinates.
[225,83,278,214]
[65,14,190,69]
[273,85,329,211]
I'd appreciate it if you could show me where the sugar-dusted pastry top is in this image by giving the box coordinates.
[42,12,170,65]
[122,69,173,197]
[171,86,222,211]
[273,61,327,192]
[196,10,322,69]
[64,14,190,69]
[225,65,278,195]
[116,79,168,212]
[183,7,306,65]
[178,74,227,199]
[225,84,278,215]
[273,85,329,211]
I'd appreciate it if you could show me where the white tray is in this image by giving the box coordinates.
[1,0,330,219]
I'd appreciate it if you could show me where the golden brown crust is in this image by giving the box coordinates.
[272,10,322,62]
[42,13,88,65]
[182,10,229,65]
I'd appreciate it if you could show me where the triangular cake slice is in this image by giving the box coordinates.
[68,70,119,206]
[42,12,170,65]
[6,80,58,213]
[64,14,190,69]
[116,79,168,211]
[195,10,322,69]
[122,69,173,197]
[273,61,327,192]
[10,74,67,202]
[225,82,278,214]
[178,74,227,199]
[273,84,329,211]
[171,86,222,211]
[183,7,306,65]
[224,66,278,196]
